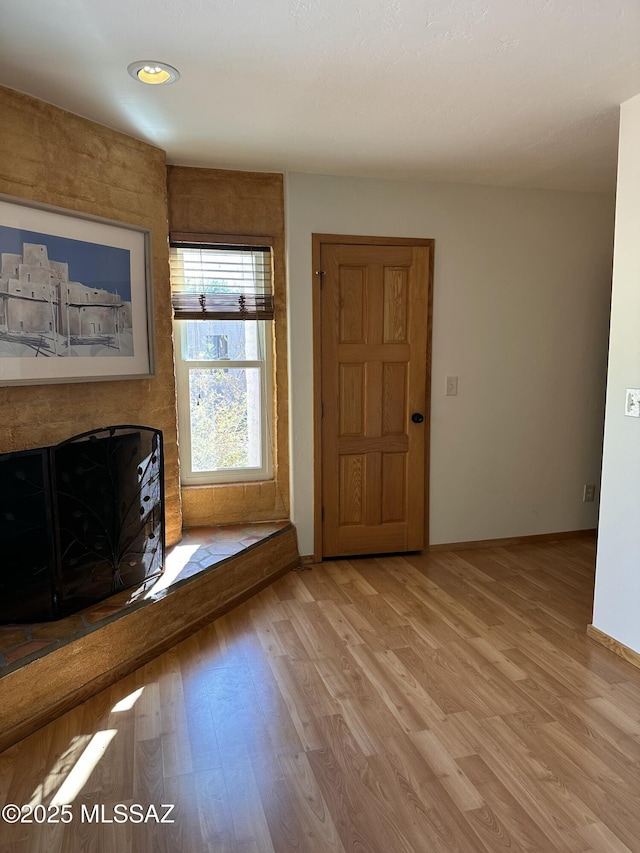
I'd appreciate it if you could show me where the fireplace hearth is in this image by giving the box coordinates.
[0,425,165,624]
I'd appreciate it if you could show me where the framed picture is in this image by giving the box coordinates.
[0,194,155,385]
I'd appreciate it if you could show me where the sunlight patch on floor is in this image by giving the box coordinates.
[27,734,93,808]
[50,730,117,806]
[111,686,145,713]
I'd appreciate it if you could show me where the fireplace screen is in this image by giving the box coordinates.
[0,426,164,624]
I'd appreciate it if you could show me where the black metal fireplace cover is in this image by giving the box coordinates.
[0,425,165,624]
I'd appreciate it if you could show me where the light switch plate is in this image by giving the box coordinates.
[625,388,640,417]
[445,376,458,396]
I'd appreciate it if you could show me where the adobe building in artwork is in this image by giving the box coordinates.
[0,242,132,357]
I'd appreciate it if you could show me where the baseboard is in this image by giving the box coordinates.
[302,529,596,561]
[586,624,640,672]
[427,528,597,553]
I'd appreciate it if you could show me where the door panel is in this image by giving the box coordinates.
[339,268,366,343]
[382,363,407,434]
[383,268,409,342]
[339,364,365,435]
[381,453,406,523]
[339,455,364,525]
[320,242,429,557]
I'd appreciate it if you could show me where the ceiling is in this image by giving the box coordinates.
[2,0,640,193]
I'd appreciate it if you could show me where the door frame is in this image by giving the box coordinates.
[312,233,435,561]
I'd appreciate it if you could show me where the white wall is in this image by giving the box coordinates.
[285,173,614,556]
[593,93,640,651]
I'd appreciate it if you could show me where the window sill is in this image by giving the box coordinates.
[181,478,275,490]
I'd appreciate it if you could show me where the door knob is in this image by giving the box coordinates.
[411,412,424,424]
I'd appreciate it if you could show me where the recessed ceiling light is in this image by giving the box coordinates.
[127,60,180,85]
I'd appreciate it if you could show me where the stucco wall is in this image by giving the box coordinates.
[0,86,181,544]
[167,166,290,526]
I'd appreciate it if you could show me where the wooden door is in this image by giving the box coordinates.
[317,239,431,558]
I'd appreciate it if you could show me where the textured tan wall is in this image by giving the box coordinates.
[167,166,290,525]
[0,87,182,544]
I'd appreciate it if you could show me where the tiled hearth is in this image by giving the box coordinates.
[0,521,290,676]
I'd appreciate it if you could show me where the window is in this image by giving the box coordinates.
[170,242,274,485]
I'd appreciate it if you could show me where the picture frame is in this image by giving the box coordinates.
[0,194,155,385]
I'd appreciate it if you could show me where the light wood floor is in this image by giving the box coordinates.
[2,536,640,852]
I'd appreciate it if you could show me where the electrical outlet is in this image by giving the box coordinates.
[445,376,458,396]
[625,388,640,417]
[583,484,596,502]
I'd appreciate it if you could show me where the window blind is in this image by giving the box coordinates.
[170,243,274,321]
